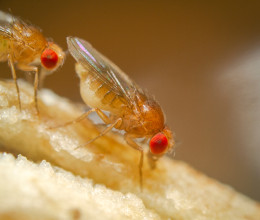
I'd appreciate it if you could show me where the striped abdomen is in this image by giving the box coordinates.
[76,63,128,115]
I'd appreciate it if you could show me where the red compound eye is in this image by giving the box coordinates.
[149,133,168,155]
[41,48,58,69]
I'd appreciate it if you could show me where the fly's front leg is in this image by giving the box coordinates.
[124,133,144,191]
[8,54,21,111]
[17,64,39,115]
[147,151,160,169]
[39,68,50,89]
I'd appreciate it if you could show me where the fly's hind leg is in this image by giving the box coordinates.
[84,108,123,144]
[73,108,122,147]
[8,54,21,111]
[17,64,39,115]
[124,133,144,191]
[50,108,112,129]
[50,106,122,157]
[80,117,122,147]
[49,108,97,129]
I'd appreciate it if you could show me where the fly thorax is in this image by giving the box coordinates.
[139,99,165,135]
[13,42,40,63]
[120,109,145,133]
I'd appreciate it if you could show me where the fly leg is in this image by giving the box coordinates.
[7,54,21,111]
[79,117,122,147]
[52,107,122,149]
[73,108,122,146]
[94,108,113,124]
[50,108,113,129]
[147,151,160,169]
[124,133,144,191]
[39,68,50,89]
[17,64,39,116]
[49,108,97,129]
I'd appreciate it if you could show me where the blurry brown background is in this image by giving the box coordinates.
[0,1,259,201]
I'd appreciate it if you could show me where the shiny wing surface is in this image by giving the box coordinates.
[0,11,14,23]
[0,11,37,50]
[67,37,139,107]
[0,11,14,38]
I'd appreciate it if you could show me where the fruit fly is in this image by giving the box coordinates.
[0,11,65,114]
[65,37,175,189]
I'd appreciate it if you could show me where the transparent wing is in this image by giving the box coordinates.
[0,11,14,23]
[67,37,139,106]
[0,26,12,38]
[0,11,38,50]
[0,11,14,38]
